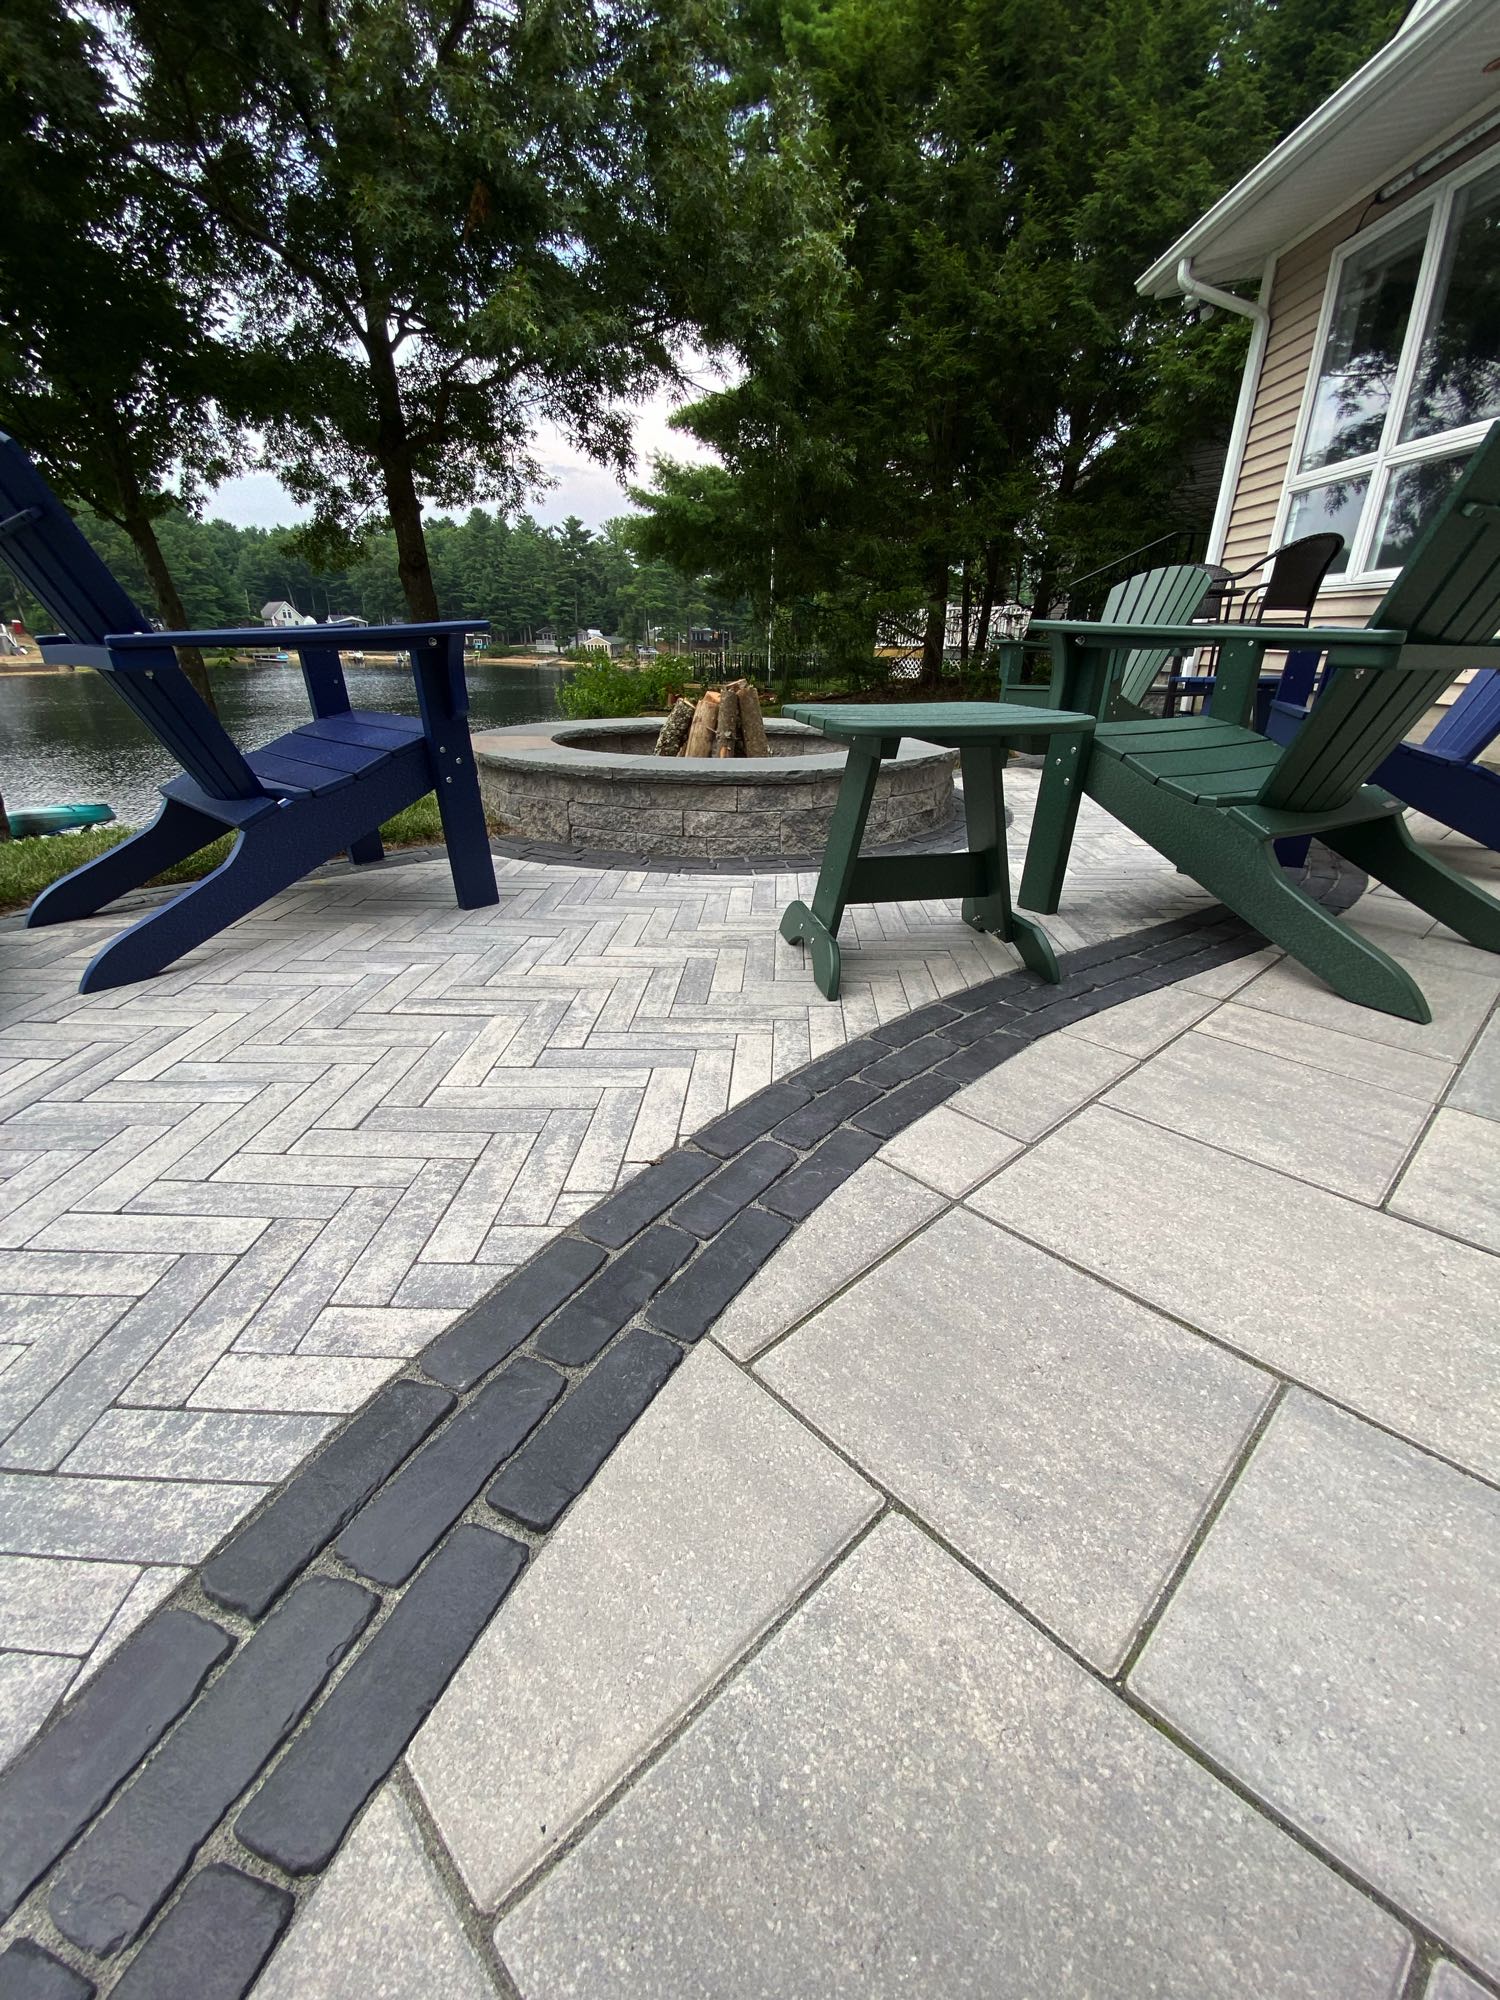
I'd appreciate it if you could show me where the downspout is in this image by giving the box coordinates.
[1176,257,1273,565]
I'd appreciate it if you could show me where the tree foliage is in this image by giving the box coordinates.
[633,0,1406,679]
[0,0,236,700]
[94,0,745,618]
[0,504,745,647]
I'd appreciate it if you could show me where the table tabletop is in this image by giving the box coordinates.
[783,700,1095,747]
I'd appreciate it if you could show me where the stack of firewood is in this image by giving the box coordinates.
[653,679,770,758]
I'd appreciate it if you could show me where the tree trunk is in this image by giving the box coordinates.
[362,308,441,621]
[0,779,10,842]
[973,539,1003,661]
[960,559,971,671]
[125,509,217,713]
[918,552,949,688]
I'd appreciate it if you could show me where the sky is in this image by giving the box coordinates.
[204,364,726,536]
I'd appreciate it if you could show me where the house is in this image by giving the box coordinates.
[1139,0,1499,625]
[260,599,317,628]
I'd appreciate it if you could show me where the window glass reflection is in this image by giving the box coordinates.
[1370,453,1471,570]
[1299,215,1428,472]
[1285,476,1369,571]
[1401,165,1500,442]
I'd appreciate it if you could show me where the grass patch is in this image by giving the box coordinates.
[0,791,469,916]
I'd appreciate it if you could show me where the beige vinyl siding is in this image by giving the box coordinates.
[1216,128,1500,621]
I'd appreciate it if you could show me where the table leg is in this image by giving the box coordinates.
[958,744,1059,983]
[780,738,886,1000]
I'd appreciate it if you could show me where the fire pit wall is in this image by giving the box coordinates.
[473,718,958,860]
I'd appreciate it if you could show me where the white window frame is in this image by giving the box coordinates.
[1275,145,1500,589]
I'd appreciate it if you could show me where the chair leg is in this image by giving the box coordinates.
[348,831,385,866]
[1017,735,1088,915]
[25,798,221,929]
[1087,761,1432,1021]
[77,822,310,993]
[431,755,497,909]
[1327,812,1500,953]
[1191,827,1431,1021]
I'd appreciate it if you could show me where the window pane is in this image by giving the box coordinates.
[1370,451,1471,569]
[1285,475,1369,572]
[1401,165,1500,441]
[1299,214,1429,472]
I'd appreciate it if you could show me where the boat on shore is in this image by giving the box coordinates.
[6,803,116,839]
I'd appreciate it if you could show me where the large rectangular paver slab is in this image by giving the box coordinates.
[710,1160,944,1362]
[496,1517,1411,2000]
[1195,1000,1455,1104]
[1449,1010,1500,1123]
[1231,941,1497,1061]
[947,1034,1134,1141]
[759,1207,1270,1670]
[409,1342,879,1911]
[1132,1393,1500,1977]
[1102,1032,1428,1203]
[1388,1108,1500,1253]
[252,1787,491,2000]
[969,1107,1500,1483]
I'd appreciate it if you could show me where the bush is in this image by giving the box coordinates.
[556,656,682,719]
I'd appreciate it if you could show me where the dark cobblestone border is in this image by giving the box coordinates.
[0,850,1366,1999]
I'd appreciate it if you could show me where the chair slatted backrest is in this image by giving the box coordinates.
[1258,426,1500,816]
[0,434,266,802]
[1103,564,1216,711]
[1422,667,1500,763]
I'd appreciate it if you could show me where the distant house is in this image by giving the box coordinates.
[571,628,626,656]
[260,599,316,628]
[1138,0,1499,624]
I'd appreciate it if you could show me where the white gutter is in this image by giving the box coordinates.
[1176,258,1273,565]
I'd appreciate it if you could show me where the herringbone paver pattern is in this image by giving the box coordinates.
[0,777,1213,1760]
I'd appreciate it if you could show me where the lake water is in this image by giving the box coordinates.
[0,659,567,827]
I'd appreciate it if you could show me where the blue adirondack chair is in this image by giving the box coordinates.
[1268,666,1500,854]
[0,434,498,992]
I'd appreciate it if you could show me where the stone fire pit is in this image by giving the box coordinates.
[472,717,958,860]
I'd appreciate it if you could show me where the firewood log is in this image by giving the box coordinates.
[714,682,742,757]
[738,681,770,757]
[682,688,720,757]
[653,698,695,756]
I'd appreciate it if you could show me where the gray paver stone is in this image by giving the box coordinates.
[760,1207,1270,1669]
[971,1107,1500,1483]
[410,1344,879,1911]
[251,1787,492,2000]
[1132,1392,1500,1979]
[496,1517,1411,2000]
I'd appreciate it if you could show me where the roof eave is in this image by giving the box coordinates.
[1136,0,1490,298]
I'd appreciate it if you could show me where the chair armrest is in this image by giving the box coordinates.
[104,620,486,651]
[1025,618,1405,651]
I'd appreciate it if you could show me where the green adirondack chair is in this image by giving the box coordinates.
[1097,563,1217,716]
[1017,427,1500,1023]
[998,562,1213,714]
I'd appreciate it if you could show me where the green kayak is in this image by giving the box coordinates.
[6,803,116,839]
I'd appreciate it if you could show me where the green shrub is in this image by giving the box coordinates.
[556,657,680,719]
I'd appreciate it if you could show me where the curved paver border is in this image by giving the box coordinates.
[0,849,1367,1998]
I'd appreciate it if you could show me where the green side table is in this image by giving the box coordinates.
[779,701,1096,1000]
